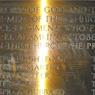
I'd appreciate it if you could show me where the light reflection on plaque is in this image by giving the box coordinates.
[38,0,48,95]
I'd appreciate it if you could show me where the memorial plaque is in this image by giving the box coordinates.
[0,0,94,95]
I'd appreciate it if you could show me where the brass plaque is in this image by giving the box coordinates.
[0,0,94,95]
